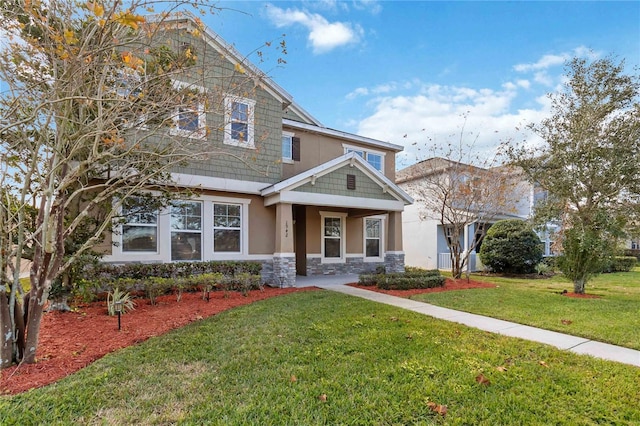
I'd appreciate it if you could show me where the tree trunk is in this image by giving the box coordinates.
[573,278,586,294]
[22,287,47,364]
[0,293,12,369]
[14,295,26,360]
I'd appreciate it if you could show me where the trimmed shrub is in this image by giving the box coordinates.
[601,256,637,273]
[479,220,543,274]
[358,268,446,290]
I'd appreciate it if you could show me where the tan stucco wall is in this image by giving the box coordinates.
[281,127,398,181]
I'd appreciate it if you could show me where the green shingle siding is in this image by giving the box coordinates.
[153,28,283,184]
[293,167,398,200]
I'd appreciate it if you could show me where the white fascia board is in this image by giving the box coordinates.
[283,119,404,153]
[171,173,270,194]
[264,191,406,212]
[261,152,412,205]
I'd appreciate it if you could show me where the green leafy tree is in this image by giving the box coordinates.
[479,219,543,274]
[509,56,640,293]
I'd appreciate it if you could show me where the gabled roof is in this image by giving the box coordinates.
[283,119,405,153]
[157,13,322,127]
[262,152,413,209]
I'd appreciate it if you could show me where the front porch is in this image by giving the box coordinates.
[260,153,413,287]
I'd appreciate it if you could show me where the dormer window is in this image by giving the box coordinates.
[224,95,255,148]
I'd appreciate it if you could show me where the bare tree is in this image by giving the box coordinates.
[0,1,281,367]
[398,129,526,279]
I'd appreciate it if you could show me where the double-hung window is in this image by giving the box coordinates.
[224,95,255,148]
[121,198,158,253]
[321,212,347,262]
[170,201,202,261]
[171,81,206,139]
[364,217,383,259]
[213,203,242,253]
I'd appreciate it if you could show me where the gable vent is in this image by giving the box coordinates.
[347,174,356,190]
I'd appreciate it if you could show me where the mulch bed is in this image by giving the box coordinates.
[348,278,496,297]
[1,287,315,396]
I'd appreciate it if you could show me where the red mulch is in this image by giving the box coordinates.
[563,292,602,299]
[348,278,496,297]
[1,287,315,395]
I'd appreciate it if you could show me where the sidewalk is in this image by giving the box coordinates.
[295,274,640,368]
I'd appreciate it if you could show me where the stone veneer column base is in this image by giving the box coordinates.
[384,252,405,273]
[272,255,296,287]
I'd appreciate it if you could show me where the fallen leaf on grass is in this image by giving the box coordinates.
[539,361,549,368]
[561,319,573,325]
[290,375,297,383]
[390,317,398,322]
[426,401,448,416]
[475,373,491,386]
[496,366,508,372]
[318,393,327,402]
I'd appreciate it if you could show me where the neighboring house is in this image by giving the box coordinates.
[100,15,412,286]
[396,158,551,271]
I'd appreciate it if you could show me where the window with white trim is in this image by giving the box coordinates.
[213,203,242,253]
[282,131,294,162]
[170,81,206,139]
[121,198,158,253]
[344,145,385,172]
[364,217,383,259]
[224,95,255,148]
[320,211,347,262]
[170,201,202,261]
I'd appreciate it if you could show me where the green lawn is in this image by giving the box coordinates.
[413,269,640,350]
[2,291,639,425]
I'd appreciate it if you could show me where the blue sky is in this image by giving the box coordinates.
[206,1,640,168]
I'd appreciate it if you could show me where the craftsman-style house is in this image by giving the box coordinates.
[101,14,412,286]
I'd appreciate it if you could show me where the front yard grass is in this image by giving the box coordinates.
[2,291,639,425]
[413,269,640,350]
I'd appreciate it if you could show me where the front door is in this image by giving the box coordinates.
[294,205,306,275]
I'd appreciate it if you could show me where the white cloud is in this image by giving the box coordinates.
[514,46,601,73]
[349,81,549,168]
[346,82,397,99]
[514,53,567,72]
[265,4,363,54]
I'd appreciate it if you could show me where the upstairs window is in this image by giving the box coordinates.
[224,95,255,148]
[282,133,293,162]
[171,81,206,140]
[282,131,301,163]
[344,145,385,173]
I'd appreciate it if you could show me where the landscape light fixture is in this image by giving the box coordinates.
[114,300,123,331]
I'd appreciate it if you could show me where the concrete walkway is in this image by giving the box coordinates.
[295,274,640,368]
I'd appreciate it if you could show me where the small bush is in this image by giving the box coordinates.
[479,219,543,274]
[106,288,135,316]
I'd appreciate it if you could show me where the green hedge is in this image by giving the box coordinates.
[601,256,637,273]
[75,261,263,302]
[84,260,262,281]
[358,269,446,290]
